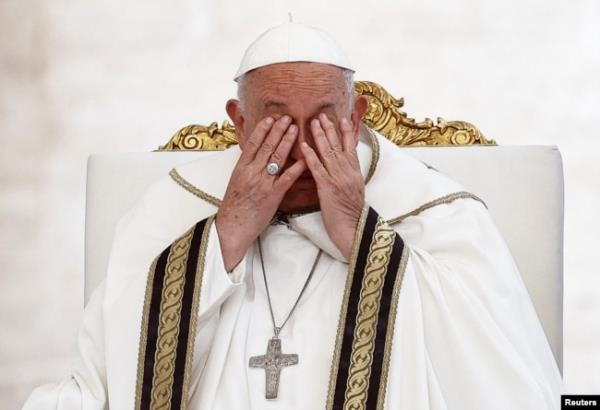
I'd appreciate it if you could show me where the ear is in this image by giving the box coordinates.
[350,95,368,143]
[225,99,247,148]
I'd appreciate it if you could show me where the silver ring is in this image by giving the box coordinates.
[266,162,279,175]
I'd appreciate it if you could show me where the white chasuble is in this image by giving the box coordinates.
[23,125,563,410]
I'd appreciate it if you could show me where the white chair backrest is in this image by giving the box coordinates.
[85,145,563,371]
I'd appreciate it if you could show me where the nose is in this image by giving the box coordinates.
[289,122,315,161]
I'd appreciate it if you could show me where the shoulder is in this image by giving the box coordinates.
[365,130,481,223]
[103,161,222,302]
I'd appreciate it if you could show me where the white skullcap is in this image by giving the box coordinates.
[233,18,354,81]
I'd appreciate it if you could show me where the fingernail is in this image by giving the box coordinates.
[311,118,320,127]
[282,115,291,124]
[301,142,309,148]
[341,117,350,128]
[289,124,297,133]
[319,113,328,122]
[265,117,274,125]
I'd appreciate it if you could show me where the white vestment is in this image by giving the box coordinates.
[24,125,563,410]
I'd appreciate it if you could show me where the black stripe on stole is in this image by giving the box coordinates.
[366,232,404,410]
[138,218,208,410]
[140,246,170,410]
[170,220,204,410]
[332,206,406,410]
[333,208,379,408]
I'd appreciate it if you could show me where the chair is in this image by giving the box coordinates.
[84,81,563,372]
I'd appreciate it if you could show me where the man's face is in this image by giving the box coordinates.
[227,62,362,214]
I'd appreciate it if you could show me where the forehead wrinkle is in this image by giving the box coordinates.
[252,63,344,80]
[243,63,351,116]
[256,83,344,108]
[248,64,346,95]
[258,80,342,96]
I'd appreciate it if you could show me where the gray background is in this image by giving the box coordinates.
[1,0,599,408]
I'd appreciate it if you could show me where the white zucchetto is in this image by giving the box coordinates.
[233,18,354,81]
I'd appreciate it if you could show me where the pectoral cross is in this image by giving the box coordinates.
[249,337,299,399]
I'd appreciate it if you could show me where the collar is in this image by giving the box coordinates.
[286,211,348,262]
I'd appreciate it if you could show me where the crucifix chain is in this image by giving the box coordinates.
[248,235,322,399]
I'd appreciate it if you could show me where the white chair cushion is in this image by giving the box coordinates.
[85,145,563,371]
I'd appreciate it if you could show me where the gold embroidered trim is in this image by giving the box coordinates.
[326,205,370,410]
[169,168,222,207]
[365,127,380,185]
[150,227,195,409]
[344,216,397,409]
[386,191,487,226]
[135,257,159,410]
[180,216,214,409]
[134,218,214,410]
[376,245,409,410]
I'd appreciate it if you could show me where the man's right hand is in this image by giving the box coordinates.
[215,115,307,272]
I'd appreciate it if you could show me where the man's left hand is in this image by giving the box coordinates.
[300,113,365,260]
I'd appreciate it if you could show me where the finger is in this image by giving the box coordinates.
[340,117,359,168]
[254,115,292,165]
[274,159,307,192]
[268,124,298,170]
[310,118,334,165]
[300,141,330,182]
[240,116,274,163]
[313,116,344,175]
[319,113,343,152]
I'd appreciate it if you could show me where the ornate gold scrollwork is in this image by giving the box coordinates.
[355,81,495,146]
[157,80,495,151]
[158,122,238,151]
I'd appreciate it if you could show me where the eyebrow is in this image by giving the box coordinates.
[263,100,336,111]
[264,100,287,109]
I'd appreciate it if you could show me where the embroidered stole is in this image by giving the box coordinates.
[134,207,409,410]
[326,206,408,410]
[135,217,213,410]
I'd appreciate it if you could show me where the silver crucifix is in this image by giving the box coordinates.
[249,337,299,399]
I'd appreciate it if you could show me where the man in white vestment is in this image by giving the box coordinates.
[24,20,563,410]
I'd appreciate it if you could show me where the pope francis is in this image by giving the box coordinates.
[23,20,563,410]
